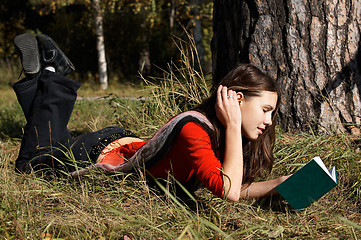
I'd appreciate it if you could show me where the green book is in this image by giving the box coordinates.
[275,156,338,210]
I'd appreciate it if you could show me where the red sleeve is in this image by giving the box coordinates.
[177,122,224,198]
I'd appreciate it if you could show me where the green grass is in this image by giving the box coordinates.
[1,38,360,239]
[1,76,361,239]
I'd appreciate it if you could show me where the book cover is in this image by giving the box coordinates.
[275,156,338,210]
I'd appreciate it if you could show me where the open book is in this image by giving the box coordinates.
[275,156,337,210]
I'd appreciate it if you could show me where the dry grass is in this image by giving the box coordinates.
[1,83,361,239]
[1,129,360,239]
[1,38,360,239]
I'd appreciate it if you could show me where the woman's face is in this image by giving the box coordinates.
[239,91,278,140]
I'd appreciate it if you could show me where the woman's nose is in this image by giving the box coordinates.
[264,113,272,126]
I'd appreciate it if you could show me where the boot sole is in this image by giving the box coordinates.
[14,33,40,74]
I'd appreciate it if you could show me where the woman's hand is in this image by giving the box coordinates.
[215,85,242,130]
[239,175,292,199]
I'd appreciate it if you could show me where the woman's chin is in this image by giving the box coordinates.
[243,133,259,141]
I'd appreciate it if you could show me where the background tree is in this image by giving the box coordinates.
[1,0,213,87]
[93,0,108,90]
[212,0,361,134]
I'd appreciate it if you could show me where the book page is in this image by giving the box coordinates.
[328,166,337,182]
[313,157,337,182]
[313,157,331,176]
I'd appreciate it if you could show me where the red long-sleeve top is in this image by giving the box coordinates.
[98,122,224,198]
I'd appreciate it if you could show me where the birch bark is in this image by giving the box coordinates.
[93,0,108,90]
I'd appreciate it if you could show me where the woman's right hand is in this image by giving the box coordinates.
[216,85,244,201]
[215,85,242,130]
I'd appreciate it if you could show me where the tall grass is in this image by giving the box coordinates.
[110,34,211,139]
[0,36,360,239]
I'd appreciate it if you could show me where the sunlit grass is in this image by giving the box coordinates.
[1,82,361,239]
[0,38,360,239]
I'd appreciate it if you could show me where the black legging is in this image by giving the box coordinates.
[13,70,137,173]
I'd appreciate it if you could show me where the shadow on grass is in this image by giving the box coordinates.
[0,108,25,140]
[147,175,293,214]
[253,195,292,212]
[69,129,91,138]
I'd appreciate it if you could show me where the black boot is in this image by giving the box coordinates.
[14,33,41,79]
[36,34,75,76]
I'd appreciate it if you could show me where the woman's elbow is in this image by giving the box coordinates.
[224,192,240,202]
[222,183,242,202]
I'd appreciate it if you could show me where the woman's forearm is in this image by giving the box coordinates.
[215,85,244,202]
[239,175,290,199]
[222,125,243,202]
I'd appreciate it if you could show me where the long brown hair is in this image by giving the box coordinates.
[194,64,281,183]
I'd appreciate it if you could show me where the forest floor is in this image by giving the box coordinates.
[1,79,361,239]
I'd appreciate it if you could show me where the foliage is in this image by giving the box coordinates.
[1,0,213,82]
[0,1,39,58]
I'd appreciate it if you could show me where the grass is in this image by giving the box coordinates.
[1,38,361,239]
[1,124,360,239]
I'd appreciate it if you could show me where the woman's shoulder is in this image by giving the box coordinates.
[170,111,213,130]
[179,121,211,143]
[181,121,209,132]
[161,111,214,146]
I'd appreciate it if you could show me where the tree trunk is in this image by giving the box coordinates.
[139,22,151,75]
[191,0,205,70]
[212,0,361,134]
[169,0,175,30]
[93,0,108,90]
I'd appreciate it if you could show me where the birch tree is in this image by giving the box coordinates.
[93,0,108,90]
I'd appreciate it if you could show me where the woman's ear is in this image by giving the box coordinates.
[236,92,244,104]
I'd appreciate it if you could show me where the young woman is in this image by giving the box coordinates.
[13,33,288,202]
